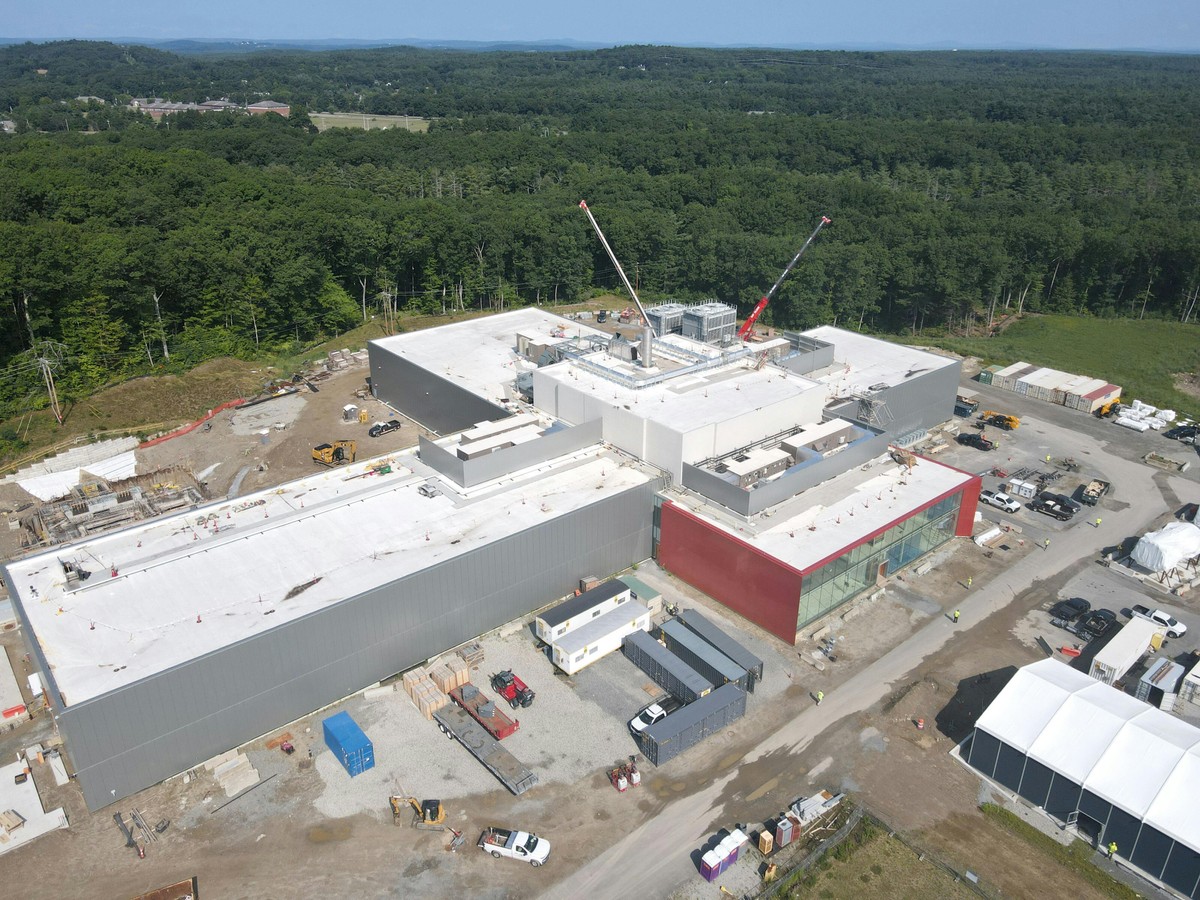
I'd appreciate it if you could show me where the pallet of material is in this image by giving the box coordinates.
[457,642,485,666]
[0,809,25,834]
[402,669,424,697]
[411,680,449,720]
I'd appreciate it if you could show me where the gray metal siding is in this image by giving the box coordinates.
[827,363,961,442]
[369,341,511,435]
[61,477,664,810]
[420,420,604,488]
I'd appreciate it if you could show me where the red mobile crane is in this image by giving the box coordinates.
[736,216,832,341]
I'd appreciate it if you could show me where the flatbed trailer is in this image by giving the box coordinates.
[433,704,538,795]
[450,683,520,740]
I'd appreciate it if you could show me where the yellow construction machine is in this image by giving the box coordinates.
[390,796,446,831]
[312,440,356,467]
[1095,398,1122,418]
[979,410,1020,431]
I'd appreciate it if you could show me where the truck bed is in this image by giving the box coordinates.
[450,684,520,740]
[433,705,538,795]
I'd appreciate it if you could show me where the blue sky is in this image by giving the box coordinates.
[6,0,1198,52]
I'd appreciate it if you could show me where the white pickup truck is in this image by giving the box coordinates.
[478,826,551,866]
[1130,605,1187,638]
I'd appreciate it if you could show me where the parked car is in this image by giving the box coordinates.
[1029,498,1075,521]
[629,696,683,735]
[1129,604,1187,638]
[1049,597,1091,623]
[980,489,1021,513]
[1076,609,1117,641]
[368,419,402,438]
[956,433,996,451]
[1164,424,1198,441]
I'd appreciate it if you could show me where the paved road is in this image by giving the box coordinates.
[540,413,1175,900]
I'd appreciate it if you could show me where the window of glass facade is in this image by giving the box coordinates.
[797,491,961,630]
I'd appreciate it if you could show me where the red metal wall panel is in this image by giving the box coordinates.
[657,502,802,644]
[954,474,982,536]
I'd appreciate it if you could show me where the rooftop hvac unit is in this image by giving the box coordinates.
[645,302,688,335]
[682,303,737,344]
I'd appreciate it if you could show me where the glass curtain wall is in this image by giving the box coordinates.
[797,492,962,630]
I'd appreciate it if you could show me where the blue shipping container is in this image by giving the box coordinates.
[323,711,375,777]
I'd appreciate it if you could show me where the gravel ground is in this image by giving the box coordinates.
[308,624,659,820]
[228,393,310,436]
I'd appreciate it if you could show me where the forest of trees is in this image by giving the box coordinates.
[0,41,1198,421]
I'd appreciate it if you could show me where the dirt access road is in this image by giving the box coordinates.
[541,411,1184,900]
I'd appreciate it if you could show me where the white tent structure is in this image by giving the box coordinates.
[1131,521,1200,573]
[966,658,1200,897]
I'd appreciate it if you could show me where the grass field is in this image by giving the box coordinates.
[907,315,1200,417]
[310,112,430,132]
[784,820,979,900]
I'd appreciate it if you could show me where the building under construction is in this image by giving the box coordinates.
[7,307,975,810]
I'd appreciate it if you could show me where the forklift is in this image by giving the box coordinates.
[312,440,356,467]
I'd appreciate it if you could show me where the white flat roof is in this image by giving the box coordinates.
[370,309,609,407]
[800,326,958,396]
[7,445,655,706]
[536,353,823,434]
[670,452,974,573]
[723,447,792,477]
[976,658,1200,851]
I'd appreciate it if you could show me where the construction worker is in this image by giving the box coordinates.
[1044,538,1051,551]
[816,690,824,706]
[966,576,973,589]
[953,609,961,624]
[1108,840,1118,859]
[1045,454,1052,463]
[1095,517,1102,528]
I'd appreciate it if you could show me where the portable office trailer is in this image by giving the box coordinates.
[1089,618,1164,686]
[622,629,714,703]
[323,711,374,777]
[620,575,663,617]
[551,601,651,675]
[637,683,747,765]
[535,580,632,643]
[676,608,764,692]
[658,619,748,691]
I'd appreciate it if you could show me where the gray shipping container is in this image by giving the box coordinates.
[623,629,714,703]
[676,609,764,692]
[638,683,747,766]
[658,619,748,692]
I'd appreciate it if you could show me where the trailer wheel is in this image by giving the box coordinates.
[492,851,501,859]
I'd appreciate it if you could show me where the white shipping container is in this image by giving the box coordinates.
[1090,618,1162,685]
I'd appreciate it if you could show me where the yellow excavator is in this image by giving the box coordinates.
[390,796,446,831]
[312,440,356,467]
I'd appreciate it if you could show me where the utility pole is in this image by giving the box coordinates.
[33,341,67,425]
[152,289,170,361]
